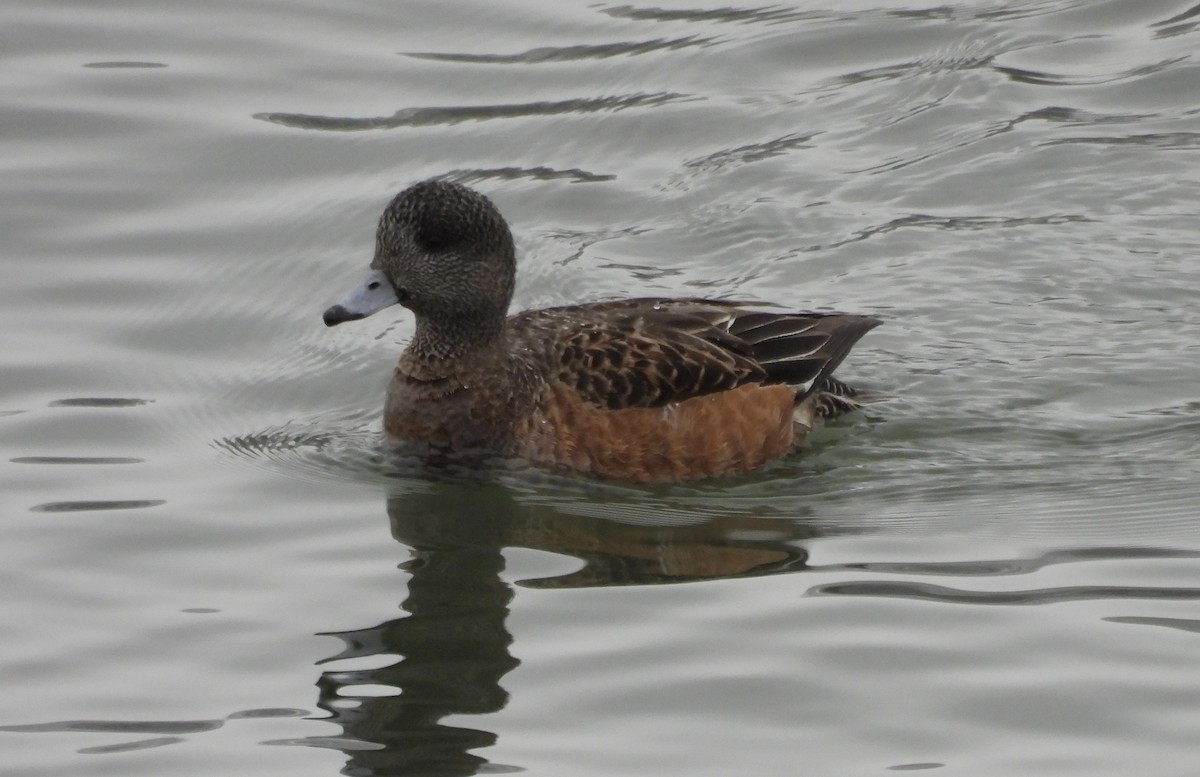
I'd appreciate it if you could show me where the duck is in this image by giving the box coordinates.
[323,179,880,482]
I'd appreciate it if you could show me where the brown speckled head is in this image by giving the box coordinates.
[374,180,515,329]
[323,179,517,358]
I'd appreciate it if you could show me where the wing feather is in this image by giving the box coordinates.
[510,298,879,411]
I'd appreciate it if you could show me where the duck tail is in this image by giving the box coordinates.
[787,313,884,429]
[794,375,889,430]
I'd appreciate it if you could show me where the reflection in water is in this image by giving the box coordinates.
[318,498,516,776]
[317,481,821,775]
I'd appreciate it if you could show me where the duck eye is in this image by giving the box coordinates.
[367,281,380,290]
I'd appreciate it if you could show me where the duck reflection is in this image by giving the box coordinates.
[316,479,823,776]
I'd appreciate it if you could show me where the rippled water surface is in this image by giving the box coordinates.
[4,0,1200,775]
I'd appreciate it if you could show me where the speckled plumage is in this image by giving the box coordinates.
[323,179,881,482]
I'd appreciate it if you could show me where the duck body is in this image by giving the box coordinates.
[324,180,880,482]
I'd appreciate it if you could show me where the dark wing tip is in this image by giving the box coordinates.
[730,310,879,391]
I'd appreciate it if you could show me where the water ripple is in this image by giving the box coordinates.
[255,92,693,131]
[812,212,1092,252]
[78,737,185,755]
[82,61,168,69]
[812,580,1200,605]
[11,456,143,465]
[1104,615,1200,633]
[828,546,1200,578]
[48,397,152,408]
[1041,132,1200,150]
[30,499,165,513]
[993,56,1192,87]
[599,4,820,26]
[1152,2,1200,38]
[446,166,616,184]
[404,35,718,64]
[0,719,222,734]
[681,131,820,174]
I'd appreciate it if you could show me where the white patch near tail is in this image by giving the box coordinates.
[792,394,819,432]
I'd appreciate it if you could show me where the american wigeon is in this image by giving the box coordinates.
[324,180,880,482]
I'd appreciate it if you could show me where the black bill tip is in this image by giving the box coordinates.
[322,304,364,327]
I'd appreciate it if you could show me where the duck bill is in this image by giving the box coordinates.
[323,269,400,327]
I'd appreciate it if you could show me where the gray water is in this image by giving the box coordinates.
[4,1,1200,775]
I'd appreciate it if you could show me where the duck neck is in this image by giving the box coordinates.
[404,310,506,381]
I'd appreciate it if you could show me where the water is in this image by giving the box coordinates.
[3,0,1200,774]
